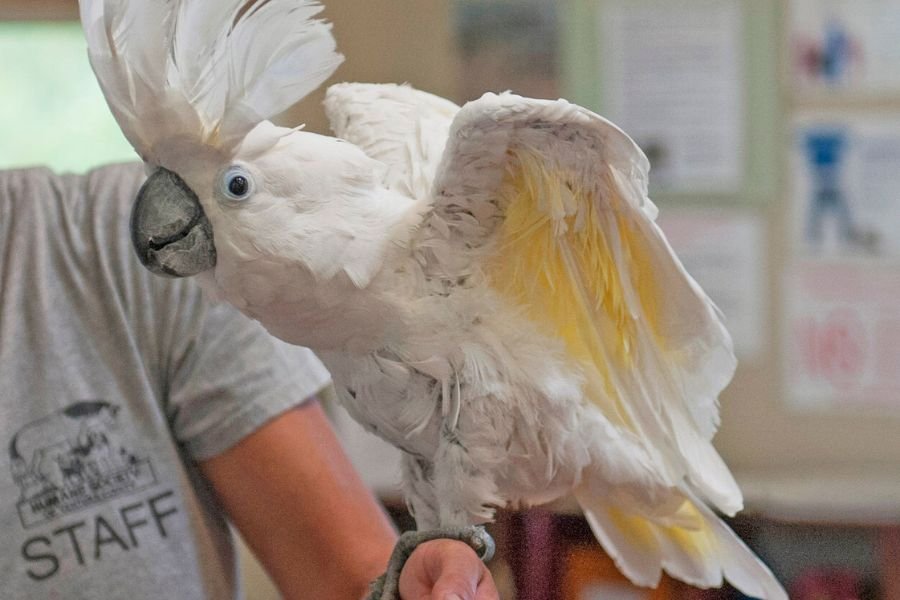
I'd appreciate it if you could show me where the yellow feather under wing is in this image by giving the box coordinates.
[434,93,785,598]
[483,149,742,514]
[484,152,637,430]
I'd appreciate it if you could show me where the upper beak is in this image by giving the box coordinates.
[131,168,217,278]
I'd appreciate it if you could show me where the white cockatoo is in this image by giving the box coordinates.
[80,1,786,598]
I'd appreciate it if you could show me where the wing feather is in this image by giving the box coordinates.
[430,93,740,512]
[324,82,459,200]
[578,487,786,599]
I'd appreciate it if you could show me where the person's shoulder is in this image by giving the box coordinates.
[83,161,145,180]
[0,165,57,183]
[79,162,147,214]
[0,162,144,193]
[0,165,66,213]
[75,163,154,263]
[82,161,145,184]
[0,162,146,223]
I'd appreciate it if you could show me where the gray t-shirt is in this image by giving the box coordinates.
[0,164,332,599]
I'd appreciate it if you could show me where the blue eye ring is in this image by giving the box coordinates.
[220,166,255,201]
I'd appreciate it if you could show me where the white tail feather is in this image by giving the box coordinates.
[687,488,789,600]
[575,486,788,599]
[578,492,664,588]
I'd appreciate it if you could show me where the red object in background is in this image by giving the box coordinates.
[795,308,867,390]
[791,568,863,600]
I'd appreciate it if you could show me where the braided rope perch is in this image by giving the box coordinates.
[366,526,496,600]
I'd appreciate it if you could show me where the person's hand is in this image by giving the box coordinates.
[398,538,500,600]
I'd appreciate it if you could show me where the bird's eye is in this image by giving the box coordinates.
[220,166,255,201]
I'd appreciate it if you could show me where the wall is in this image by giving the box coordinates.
[0,0,459,135]
[276,0,460,133]
[564,0,900,523]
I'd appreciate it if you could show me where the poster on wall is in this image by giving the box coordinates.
[599,0,745,193]
[788,0,900,96]
[656,210,766,360]
[784,262,900,412]
[454,0,559,102]
[784,114,900,412]
[790,115,900,261]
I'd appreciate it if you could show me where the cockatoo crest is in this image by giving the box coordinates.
[80,0,343,165]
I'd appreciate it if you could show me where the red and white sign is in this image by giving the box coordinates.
[784,261,900,411]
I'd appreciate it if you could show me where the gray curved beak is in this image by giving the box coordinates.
[131,168,217,278]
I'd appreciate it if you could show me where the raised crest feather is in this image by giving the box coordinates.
[79,0,343,162]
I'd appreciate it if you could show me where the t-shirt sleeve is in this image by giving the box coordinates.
[165,300,333,460]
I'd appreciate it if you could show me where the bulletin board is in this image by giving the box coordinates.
[562,0,781,206]
[562,0,900,524]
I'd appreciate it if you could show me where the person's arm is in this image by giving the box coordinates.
[199,399,396,599]
[199,399,498,600]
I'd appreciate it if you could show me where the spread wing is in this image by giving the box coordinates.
[428,93,742,516]
[324,82,459,200]
[323,86,783,598]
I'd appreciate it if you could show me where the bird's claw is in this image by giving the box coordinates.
[365,525,495,600]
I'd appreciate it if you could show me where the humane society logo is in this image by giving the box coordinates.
[9,400,157,528]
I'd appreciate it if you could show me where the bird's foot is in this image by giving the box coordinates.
[365,525,495,600]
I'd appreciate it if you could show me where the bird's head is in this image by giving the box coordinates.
[80,0,365,281]
[131,121,396,290]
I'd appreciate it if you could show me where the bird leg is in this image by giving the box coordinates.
[365,525,495,600]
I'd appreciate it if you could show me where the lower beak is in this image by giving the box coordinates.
[131,168,217,278]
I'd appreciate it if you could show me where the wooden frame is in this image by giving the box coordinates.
[0,1,78,21]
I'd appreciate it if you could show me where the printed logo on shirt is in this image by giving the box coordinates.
[8,400,157,529]
[7,400,182,583]
[20,487,180,581]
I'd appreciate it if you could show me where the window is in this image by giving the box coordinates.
[0,22,135,173]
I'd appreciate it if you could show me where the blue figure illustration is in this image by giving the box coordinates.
[804,130,855,247]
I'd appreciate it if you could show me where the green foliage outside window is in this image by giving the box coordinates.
[0,22,135,174]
